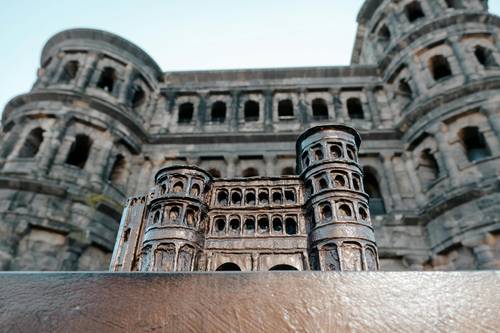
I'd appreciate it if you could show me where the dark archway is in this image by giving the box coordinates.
[216,262,241,271]
[269,264,298,271]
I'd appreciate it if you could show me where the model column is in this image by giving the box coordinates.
[296,125,379,271]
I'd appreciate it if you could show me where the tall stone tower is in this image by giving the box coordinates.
[352,0,500,269]
[297,126,378,271]
[0,30,162,270]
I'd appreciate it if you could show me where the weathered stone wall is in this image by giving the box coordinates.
[0,1,499,270]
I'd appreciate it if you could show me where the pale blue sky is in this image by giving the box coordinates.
[1,1,499,111]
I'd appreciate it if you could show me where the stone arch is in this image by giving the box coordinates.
[285,217,298,235]
[211,101,226,123]
[278,99,294,118]
[216,262,241,271]
[178,102,194,124]
[417,148,440,187]
[244,100,259,122]
[65,134,92,168]
[429,55,452,81]
[242,167,259,177]
[458,126,491,162]
[474,45,498,68]
[311,98,329,120]
[97,66,116,92]
[363,167,386,215]
[347,97,364,119]
[18,127,45,158]
[59,60,79,83]
[281,166,295,176]
[269,264,298,271]
[109,153,127,185]
[405,1,425,22]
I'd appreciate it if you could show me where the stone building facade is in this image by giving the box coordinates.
[0,0,499,271]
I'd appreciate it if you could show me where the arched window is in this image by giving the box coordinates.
[229,217,240,232]
[131,85,146,110]
[377,25,391,48]
[269,264,298,271]
[398,78,413,97]
[272,217,283,232]
[278,99,294,119]
[97,67,116,92]
[429,55,452,81]
[458,126,491,162]
[178,102,194,124]
[244,218,255,232]
[242,167,259,177]
[214,217,226,232]
[59,60,79,83]
[18,127,45,158]
[211,101,226,123]
[417,149,440,187]
[231,190,242,205]
[281,167,295,176]
[347,98,364,119]
[312,98,329,121]
[474,46,498,68]
[208,168,221,178]
[245,191,256,205]
[216,262,241,271]
[108,154,127,185]
[405,1,425,22]
[363,168,386,215]
[65,134,92,168]
[217,190,228,205]
[244,100,259,122]
[258,216,269,233]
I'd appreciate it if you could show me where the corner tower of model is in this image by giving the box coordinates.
[110,125,379,272]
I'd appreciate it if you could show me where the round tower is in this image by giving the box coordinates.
[297,125,379,271]
[354,0,500,269]
[137,165,212,272]
[0,29,162,270]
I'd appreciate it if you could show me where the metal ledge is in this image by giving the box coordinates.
[0,271,498,332]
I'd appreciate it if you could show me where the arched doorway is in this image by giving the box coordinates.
[269,264,298,271]
[216,262,241,271]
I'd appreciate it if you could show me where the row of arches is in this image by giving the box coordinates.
[305,169,363,198]
[57,60,148,111]
[215,187,297,207]
[415,125,492,188]
[176,97,366,124]
[149,203,202,229]
[140,243,195,272]
[157,175,207,199]
[312,199,370,226]
[215,262,297,271]
[15,127,129,186]
[315,241,377,271]
[301,140,358,169]
[211,214,299,236]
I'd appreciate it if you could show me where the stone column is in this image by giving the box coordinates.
[480,107,500,146]
[76,52,99,90]
[365,86,380,128]
[264,154,275,177]
[197,92,208,132]
[449,36,477,82]
[408,56,428,96]
[230,90,240,132]
[37,119,68,175]
[381,152,404,210]
[403,151,426,206]
[225,155,238,178]
[264,89,273,131]
[430,123,460,187]
[298,88,308,127]
[118,65,135,104]
[90,139,114,184]
[37,51,64,87]
[330,88,343,123]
